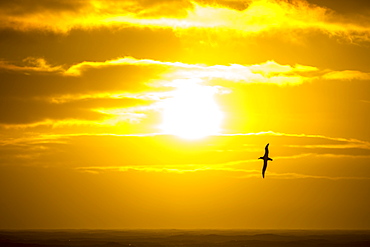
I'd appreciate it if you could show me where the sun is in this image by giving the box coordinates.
[160,80,223,139]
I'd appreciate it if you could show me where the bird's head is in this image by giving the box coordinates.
[258,157,263,159]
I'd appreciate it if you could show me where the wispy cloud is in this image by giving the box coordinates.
[254,172,370,180]
[63,57,319,87]
[2,56,368,86]
[221,131,370,150]
[322,70,370,81]
[74,145,369,180]
[0,57,63,73]
[286,144,370,150]
[76,160,370,180]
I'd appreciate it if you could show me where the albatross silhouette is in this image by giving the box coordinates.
[259,143,273,178]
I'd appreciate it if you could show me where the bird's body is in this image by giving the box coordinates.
[259,143,273,178]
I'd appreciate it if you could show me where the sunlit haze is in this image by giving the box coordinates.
[0,0,369,230]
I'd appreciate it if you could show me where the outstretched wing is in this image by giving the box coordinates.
[264,143,269,157]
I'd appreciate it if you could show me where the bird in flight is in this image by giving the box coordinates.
[258,143,273,178]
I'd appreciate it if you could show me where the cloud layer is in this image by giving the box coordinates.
[1,55,369,129]
[1,0,369,44]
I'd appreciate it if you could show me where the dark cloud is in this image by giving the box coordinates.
[308,0,370,14]
[0,0,85,15]
[0,57,161,125]
[0,0,194,29]
[0,27,182,66]
[0,62,167,99]
[197,0,370,13]
[2,0,368,19]
[178,30,370,71]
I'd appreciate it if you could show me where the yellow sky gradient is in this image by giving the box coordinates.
[0,0,369,229]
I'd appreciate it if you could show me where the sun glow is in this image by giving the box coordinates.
[160,80,223,139]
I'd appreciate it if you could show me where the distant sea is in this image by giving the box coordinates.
[1,229,370,246]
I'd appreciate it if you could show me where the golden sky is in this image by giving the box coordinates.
[0,0,370,229]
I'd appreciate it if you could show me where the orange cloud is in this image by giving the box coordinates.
[1,0,369,42]
[222,131,370,150]
[1,56,369,130]
[62,57,317,86]
[63,57,370,87]
[0,57,63,73]
[322,70,370,81]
